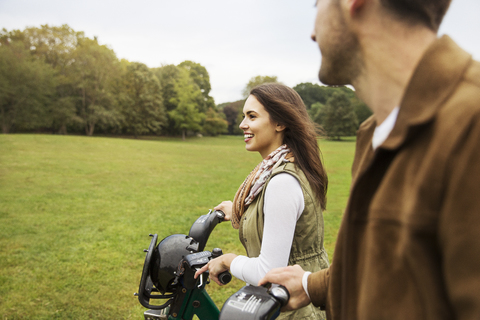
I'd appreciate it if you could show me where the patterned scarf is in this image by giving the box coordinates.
[231,144,293,229]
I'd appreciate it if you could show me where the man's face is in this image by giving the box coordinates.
[312,0,360,85]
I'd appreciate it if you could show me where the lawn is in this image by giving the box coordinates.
[0,134,355,319]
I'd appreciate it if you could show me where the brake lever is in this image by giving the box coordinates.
[188,209,225,252]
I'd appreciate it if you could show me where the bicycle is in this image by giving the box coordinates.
[135,209,289,320]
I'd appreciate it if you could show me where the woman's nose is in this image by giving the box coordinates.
[239,119,247,129]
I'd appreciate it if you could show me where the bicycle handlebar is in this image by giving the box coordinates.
[136,209,288,320]
[219,284,290,320]
[136,210,230,311]
[188,210,225,252]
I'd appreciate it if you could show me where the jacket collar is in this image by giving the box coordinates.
[374,35,472,150]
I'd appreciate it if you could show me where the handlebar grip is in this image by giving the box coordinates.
[214,210,225,221]
[268,285,290,307]
[218,270,232,285]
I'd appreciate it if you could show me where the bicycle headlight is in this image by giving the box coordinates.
[150,234,199,294]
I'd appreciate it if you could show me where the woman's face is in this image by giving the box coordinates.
[239,95,285,159]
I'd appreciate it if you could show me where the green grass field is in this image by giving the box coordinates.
[0,134,354,319]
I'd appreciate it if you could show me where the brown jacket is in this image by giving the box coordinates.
[308,36,480,319]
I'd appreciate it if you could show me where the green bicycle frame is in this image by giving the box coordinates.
[143,282,219,320]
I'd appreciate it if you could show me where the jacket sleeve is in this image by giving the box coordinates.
[307,266,330,308]
[439,116,480,319]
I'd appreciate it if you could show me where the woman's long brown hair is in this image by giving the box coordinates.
[250,83,328,210]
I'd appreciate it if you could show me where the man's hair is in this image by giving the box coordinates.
[380,0,452,31]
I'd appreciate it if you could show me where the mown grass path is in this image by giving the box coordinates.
[0,134,354,319]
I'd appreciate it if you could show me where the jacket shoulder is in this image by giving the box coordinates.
[464,59,480,88]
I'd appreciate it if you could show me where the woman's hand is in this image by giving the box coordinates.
[194,253,237,285]
[214,201,233,221]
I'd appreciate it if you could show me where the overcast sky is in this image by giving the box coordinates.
[1,0,479,104]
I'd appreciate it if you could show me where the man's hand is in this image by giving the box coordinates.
[258,265,311,311]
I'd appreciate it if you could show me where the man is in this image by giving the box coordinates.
[259,0,480,319]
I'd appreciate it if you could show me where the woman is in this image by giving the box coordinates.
[195,83,329,319]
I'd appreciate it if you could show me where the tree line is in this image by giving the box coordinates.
[220,77,372,140]
[0,24,227,138]
[1,25,371,140]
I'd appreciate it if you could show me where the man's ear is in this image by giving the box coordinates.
[347,0,366,16]
[276,124,286,132]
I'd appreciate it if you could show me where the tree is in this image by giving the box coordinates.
[153,65,181,112]
[295,82,372,127]
[18,25,86,134]
[293,82,333,109]
[314,91,358,140]
[168,69,205,140]
[222,100,245,135]
[49,96,82,134]
[202,107,228,136]
[73,37,121,136]
[22,24,83,68]
[178,61,211,97]
[352,99,372,125]
[153,64,183,135]
[119,62,166,138]
[216,102,229,110]
[308,101,324,125]
[335,86,372,126]
[156,63,220,138]
[178,60,215,113]
[0,40,55,133]
[242,75,279,98]
[1,24,226,137]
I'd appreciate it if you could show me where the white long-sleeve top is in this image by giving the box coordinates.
[230,172,304,285]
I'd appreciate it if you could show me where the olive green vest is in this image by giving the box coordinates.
[239,161,330,320]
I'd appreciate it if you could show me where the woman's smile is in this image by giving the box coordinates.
[244,133,254,142]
